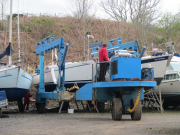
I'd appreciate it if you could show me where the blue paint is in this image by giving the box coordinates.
[111,57,141,79]
[0,88,28,101]
[35,35,69,103]
[96,88,113,101]
[76,84,93,100]
[91,38,138,57]
[21,75,32,81]
[39,55,45,92]
[139,46,146,58]
[141,56,169,64]
[0,90,7,101]
[0,74,12,78]
[91,81,156,88]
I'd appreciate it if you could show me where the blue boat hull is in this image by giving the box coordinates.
[0,67,32,102]
[0,88,28,101]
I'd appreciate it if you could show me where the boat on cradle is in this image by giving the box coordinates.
[153,54,180,107]
[0,0,32,112]
[31,60,96,92]
[141,54,171,85]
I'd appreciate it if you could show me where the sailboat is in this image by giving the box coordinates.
[0,0,32,112]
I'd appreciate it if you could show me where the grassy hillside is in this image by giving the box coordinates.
[0,15,162,69]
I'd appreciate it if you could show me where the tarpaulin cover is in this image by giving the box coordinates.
[89,42,102,48]
[0,42,13,60]
[0,90,7,101]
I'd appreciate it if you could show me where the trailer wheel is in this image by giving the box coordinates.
[111,98,122,120]
[36,103,39,110]
[37,103,46,114]
[17,99,24,112]
[0,108,2,118]
[97,102,105,112]
[130,98,142,120]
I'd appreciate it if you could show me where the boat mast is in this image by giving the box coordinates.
[17,0,21,63]
[8,0,12,65]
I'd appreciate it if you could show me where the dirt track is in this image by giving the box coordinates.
[1,110,180,135]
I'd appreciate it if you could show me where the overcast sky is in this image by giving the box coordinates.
[5,0,180,19]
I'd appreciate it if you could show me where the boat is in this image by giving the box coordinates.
[0,0,32,104]
[153,55,180,107]
[154,70,180,96]
[32,60,96,92]
[141,55,171,85]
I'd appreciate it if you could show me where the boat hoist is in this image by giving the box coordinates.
[35,35,68,113]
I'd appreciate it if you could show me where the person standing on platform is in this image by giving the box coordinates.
[98,44,109,82]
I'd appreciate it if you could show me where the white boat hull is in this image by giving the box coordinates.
[141,55,169,85]
[153,60,180,106]
[0,66,32,101]
[32,60,96,92]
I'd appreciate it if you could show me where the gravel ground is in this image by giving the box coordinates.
[1,110,180,135]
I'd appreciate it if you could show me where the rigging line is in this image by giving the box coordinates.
[17,0,21,63]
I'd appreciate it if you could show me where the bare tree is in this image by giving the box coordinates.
[128,0,160,24]
[100,0,129,22]
[69,0,95,19]
[0,0,8,51]
[100,0,161,23]
[68,0,95,61]
[100,0,161,49]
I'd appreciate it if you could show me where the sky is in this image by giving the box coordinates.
[4,0,180,19]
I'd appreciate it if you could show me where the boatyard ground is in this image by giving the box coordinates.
[1,110,180,135]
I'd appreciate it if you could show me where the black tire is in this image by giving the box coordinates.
[97,102,105,112]
[36,103,39,110]
[59,101,69,111]
[0,108,2,118]
[111,98,122,121]
[37,103,46,113]
[130,98,142,121]
[17,99,24,112]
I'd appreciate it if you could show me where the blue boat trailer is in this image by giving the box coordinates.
[75,49,156,120]
[76,80,156,120]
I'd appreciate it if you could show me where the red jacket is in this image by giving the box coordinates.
[99,46,109,62]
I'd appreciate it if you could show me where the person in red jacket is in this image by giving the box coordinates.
[24,92,32,112]
[98,44,109,82]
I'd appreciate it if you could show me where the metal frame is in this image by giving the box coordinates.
[35,35,69,104]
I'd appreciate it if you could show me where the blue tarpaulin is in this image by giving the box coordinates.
[0,90,7,101]
[89,42,102,48]
[0,42,13,60]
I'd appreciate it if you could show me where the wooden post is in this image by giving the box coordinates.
[86,101,91,111]
[75,101,79,110]
[93,100,99,113]
[58,101,64,113]
[81,101,85,111]
[158,85,163,114]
